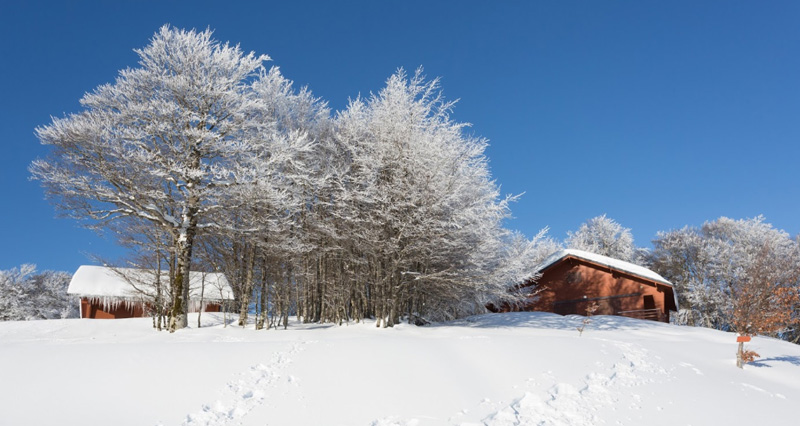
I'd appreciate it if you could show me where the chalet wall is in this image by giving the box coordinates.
[80,298,143,319]
[80,298,223,319]
[203,303,221,313]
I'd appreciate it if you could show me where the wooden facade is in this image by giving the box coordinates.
[79,298,144,319]
[496,250,677,323]
[78,298,222,319]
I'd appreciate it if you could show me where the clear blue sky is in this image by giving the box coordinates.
[2,1,799,272]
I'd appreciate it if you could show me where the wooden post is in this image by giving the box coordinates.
[736,335,751,368]
[736,341,744,368]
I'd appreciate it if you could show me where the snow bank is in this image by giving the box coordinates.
[1,312,798,425]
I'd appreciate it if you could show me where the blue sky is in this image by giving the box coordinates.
[2,1,799,272]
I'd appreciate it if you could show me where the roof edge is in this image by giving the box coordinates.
[535,249,673,287]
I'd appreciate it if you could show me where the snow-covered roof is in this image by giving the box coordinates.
[535,249,673,287]
[67,265,234,301]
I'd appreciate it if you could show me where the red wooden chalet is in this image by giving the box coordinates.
[495,249,678,322]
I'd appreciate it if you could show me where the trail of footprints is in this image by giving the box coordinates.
[481,341,671,426]
[365,340,673,426]
[176,337,781,426]
[180,340,314,426]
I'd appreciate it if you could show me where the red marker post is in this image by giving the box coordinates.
[736,335,752,368]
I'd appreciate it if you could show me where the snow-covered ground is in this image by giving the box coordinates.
[2,312,798,426]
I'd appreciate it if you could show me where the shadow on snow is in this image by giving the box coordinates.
[433,311,667,332]
[748,355,800,368]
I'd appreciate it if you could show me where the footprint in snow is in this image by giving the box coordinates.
[678,362,704,375]
[179,341,313,426]
[369,416,420,426]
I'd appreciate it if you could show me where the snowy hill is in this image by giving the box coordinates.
[2,312,799,426]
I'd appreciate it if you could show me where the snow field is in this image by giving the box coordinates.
[1,312,799,425]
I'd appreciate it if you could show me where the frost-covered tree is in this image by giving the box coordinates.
[214,67,331,328]
[31,26,281,331]
[650,216,800,340]
[28,270,79,320]
[0,265,77,321]
[328,68,519,325]
[0,265,35,321]
[501,228,563,283]
[483,229,564,311]
[566,214,638,262]
[648,226,717,327]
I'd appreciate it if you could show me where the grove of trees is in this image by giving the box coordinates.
[649,216,800,342]
[30,26,534,330]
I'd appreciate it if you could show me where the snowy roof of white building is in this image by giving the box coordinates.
[534,249,673,287]
[67,265,234,301]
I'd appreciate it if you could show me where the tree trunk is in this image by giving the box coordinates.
[197,273,205,328]
[256,261,267,330]
[283,265,292,329]
[168,187,200,332]
[736,341,744,368]
[238,245,256,327]
[169,239,192,331]
[154,255,163,330]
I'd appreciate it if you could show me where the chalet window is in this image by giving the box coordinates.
[554,300,579,315]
